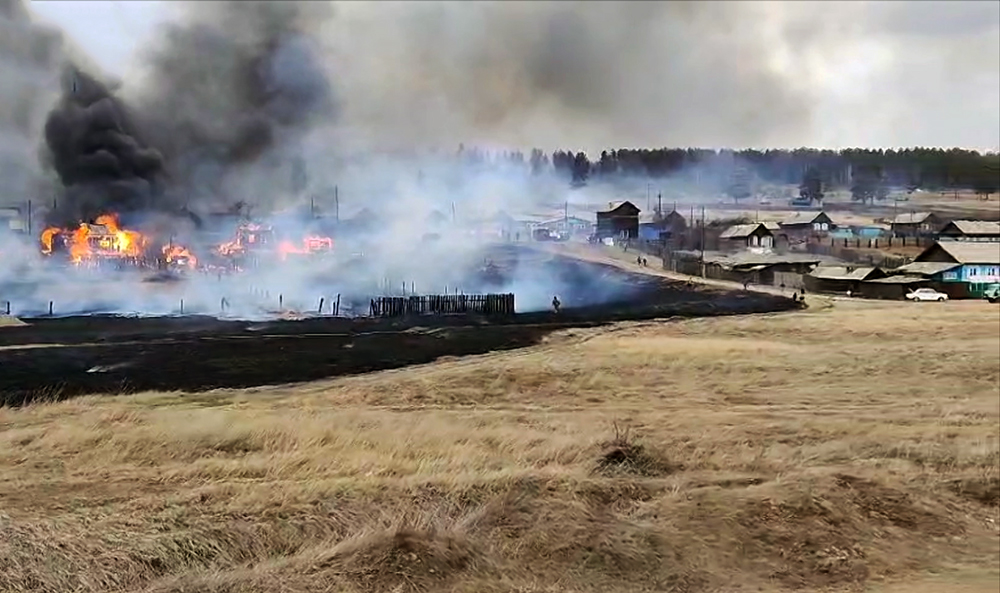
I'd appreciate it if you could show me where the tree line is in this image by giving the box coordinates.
[453,146,1000,201]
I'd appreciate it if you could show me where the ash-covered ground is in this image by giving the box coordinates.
[0,244,799,405]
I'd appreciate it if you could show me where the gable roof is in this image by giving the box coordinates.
[719,223,772,239]
[808,266,882,281]
[781,211,830,226]
[893,261,962,277]
[892,212,935,225]
[599,201,640,215]
[939,220,1000,236]
[916,241,1000,265]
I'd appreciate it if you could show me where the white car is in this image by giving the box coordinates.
[906,288,949,302]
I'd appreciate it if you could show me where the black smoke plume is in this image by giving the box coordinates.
[43,66,163,224]
[41,1,335,223]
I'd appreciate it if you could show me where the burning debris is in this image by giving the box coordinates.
[39,215,333,275]
[40,213,149,266]
[278,235,334,260]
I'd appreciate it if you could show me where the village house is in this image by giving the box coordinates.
[902,241,1000,298]
[639,209,687,246]
[936,220,1000,242]
[890,212,945,238]
[777,211,835,241]
[596,201,640,240]
[718,222,774,250]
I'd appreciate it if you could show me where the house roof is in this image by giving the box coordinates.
[808,266,881,281]
[669,250,825,269]
[600,200,641,215]
[864,275,929,284]
[893,261,961,277]
[719,223,771,239]
[781,211,829,226]
[940,220,1000,236]
[891,212,934,225]
[920,241,1000,265]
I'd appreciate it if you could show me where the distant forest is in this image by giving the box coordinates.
[451,146,1000,203]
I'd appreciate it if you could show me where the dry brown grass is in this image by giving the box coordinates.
[1,299,998,592]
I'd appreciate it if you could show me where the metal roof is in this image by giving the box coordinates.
[808,266,880,281]
[720,223,770,239]
[781,211,829,226]
[893,261,961,277]
[891,212,934,224]
[672,250,825,269]
[941,220,1000,236]
[926,241,1000,264]
[864,275,929,284]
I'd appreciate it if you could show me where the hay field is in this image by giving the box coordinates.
[1,299,998,592]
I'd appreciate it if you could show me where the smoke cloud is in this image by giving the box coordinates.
[322,0,822,152]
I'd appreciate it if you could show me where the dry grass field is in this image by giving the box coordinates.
[1,299,998,593]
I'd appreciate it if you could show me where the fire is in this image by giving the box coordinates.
[40,227,59,255]
[163,243,198,269]
[277,235,334,260]
[216,223,274,257]
[38,213,149,265]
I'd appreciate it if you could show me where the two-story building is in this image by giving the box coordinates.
[596,201,640,240]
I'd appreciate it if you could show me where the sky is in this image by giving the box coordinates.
[23,0,1000,153]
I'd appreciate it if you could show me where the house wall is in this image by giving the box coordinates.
[596,215,638,239]
[953,265,1000,284]
[933,265,999,298]
[773,271,805,290]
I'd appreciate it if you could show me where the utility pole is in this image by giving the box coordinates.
[26,199,31,236]
[657,193,662,220]
[334,185,339,222]
[700,205,706,278]
[646,182,651,212]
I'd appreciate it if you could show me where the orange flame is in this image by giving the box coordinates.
[163,244,198,269]
[216,223,274,257]
[277,235,334,260]
[40,227,60,255]
[39,213,148,265]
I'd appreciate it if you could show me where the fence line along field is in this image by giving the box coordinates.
[1,299,998,593]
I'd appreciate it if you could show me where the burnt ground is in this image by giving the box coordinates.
[0,254,801,406]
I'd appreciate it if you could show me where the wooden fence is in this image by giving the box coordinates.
[369,293,515,318]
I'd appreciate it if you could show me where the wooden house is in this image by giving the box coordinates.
[778,211,834,240]
[936,220,1000,242]
[596,201,640,240]
[890,212,945,237]
[909,241,1000,298]
[718,222,774,250]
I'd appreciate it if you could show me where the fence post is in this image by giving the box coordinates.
[335,294,341,316]
[318,297,325,314]
[48,301,53,316]
[4,301,9,315]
